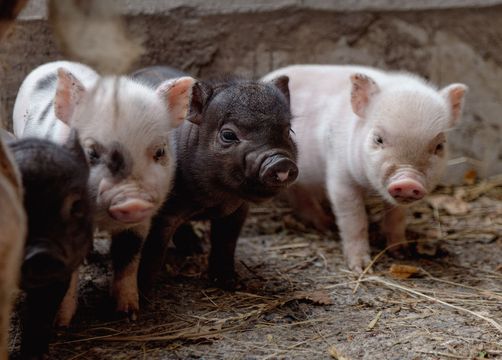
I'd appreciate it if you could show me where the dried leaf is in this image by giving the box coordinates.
[328,344,349,360]
[290,290,334,305]
[427,194,470,215]
[463,169,477,185]
[388,264,420,279]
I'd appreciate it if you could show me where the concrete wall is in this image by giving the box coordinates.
[2,0,502,182]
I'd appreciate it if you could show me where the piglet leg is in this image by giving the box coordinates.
[381,205,409,258]
[54,270,78,327]
[111,227,146,320]
[138,216,180,297]
[172,222,204,256]
[208,203,249,289]
[20,280,69,359]
[328,181,371,273]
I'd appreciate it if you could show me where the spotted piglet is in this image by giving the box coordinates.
[13,61,196,320]
[263,65,467,272]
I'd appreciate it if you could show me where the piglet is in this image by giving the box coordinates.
[132,66,298,292]
[263,65,467,272]
[8,131,93,359]
[0,133,25,360]
[13,61,196,320]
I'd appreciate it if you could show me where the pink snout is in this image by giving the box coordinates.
[387,179,426,202]
[108,199,155,224]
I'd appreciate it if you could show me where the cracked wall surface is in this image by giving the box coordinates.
[1,3,502,183]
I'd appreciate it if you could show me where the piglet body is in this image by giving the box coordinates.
[132,67,298,292]
[0,135,25,360]
[8,133,93,359]
[263,65,467,272]
[13,61,196,319]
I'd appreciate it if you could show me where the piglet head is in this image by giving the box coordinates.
[11,132,93,288]
[186,76,298,202]
[54,68,195,230]
[350,72,467,205]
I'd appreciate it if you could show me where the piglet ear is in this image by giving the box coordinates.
[185,81,212,125]
[64,129,87,167]
[440,83,468,126]
[157,76,196,128]
[54,68,86,125]
[269,75,290,104]
[350,73,379,118]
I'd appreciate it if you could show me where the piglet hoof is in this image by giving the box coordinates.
[113,290,140,321]
[388,244,411,259]
[346,253,372,274]
[208,269,238,290]
[115,306,139,322]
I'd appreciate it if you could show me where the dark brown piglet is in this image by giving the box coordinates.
[131,67,298,293]
[9,131,93,359]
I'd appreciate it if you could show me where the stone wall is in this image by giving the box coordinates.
[1,0,502,182]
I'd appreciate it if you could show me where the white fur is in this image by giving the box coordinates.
[13,61,193,318]
[263,65,467,271]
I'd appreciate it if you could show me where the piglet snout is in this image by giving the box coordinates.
[387,179,426,202]
[109,199,154,224]
[260,154,298,187]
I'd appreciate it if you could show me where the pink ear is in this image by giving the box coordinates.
[350,73,379,118]
[54,68,86,125]
[440,83,468,126]
[156,76,196,129]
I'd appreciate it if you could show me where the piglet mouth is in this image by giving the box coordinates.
[108,198,155,224]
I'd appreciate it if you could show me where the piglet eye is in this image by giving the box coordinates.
[435,142,445,154]
[374,135,384,145]
[220,130,239,143]
[70,199,84,218]
[154,146,166,161]
[62,194,84,219]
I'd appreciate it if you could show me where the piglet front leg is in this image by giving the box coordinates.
[328,181,371,273]
[208,203,249,289]
[54,270,79,327]
[381,205,409,258]
[20,280,69,360]
[110,225,148,320]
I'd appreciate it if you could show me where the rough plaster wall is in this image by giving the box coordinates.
[1,6,502,182]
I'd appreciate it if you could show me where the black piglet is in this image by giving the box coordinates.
[9,130,93,359]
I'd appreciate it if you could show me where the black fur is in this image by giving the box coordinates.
[133,66,298,295]
[10,132,93,359]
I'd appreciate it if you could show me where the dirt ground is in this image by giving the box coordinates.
[9,179,502,359]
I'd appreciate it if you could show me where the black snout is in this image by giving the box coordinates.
[22,248,68,289]
[259,154,298,187]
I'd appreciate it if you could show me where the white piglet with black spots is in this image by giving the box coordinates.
[13,61,196,321]
[263,65,467,272]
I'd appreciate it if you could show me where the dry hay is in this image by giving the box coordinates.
[9,176,502,359]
